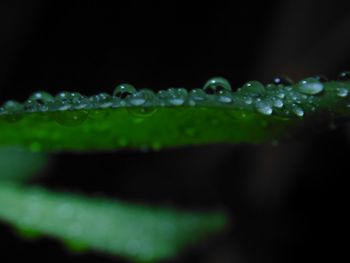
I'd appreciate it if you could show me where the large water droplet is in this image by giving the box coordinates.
[2,100,23,122]
[338,71,350,81]
[29,91,54,104]
[203,77,231,94]
[3,100,23,113]
[113,84,136,99]
[298,78,323,95]
[272,76,293,86]
[336,87,348,97]
[53,92,84,111]
[255,101,273,115]
[242,81,265,95]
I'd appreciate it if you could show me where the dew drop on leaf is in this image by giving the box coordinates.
[336,88,348,97]
[297,78,324,95]
[272,76,293,86]
[217,90,233,103]
[129,89,156,106]
[113,84,136,99]
[24,100,42,112]
[2,100,23,122]
[244,97,253,105]
[203,77,231,94]
[166,88,188,106]
[189,89,207,101]
[255,101,273,115]
[292,106,304,117]
[89,93,112,108]
[273,99,284,108]
[338,71,350,81]
[3,100,23,113]
[29,91,54,104]
[277,92,285,99]
[242,81,265,95]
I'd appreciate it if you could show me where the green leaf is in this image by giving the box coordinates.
[0,79,349,152]
[0,146,47,182]
[0,184,228,262]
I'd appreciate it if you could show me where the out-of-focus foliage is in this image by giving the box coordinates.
[0,184,227,262]
[0,146,47,182]
[0,148,228,262]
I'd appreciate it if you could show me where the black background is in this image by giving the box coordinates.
[0,1,349,262]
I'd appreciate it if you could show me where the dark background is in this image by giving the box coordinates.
[0,0,349,262]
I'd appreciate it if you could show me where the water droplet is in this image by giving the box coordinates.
[336,87,348,97]
[338,71,350,81]
[2,100,23,122]
[292,106,304,117]
[272,76,293,86]
[113,83,136,99]
[53,110,88,127]
[23,100,40,112]
[244,97,253,105]
[255,101,273,115]
[53,92,84,111]
[89,93,112,108]
[128,107,158,118]
[3,100,23,112]
[56,92,81,102]
[218,90,233,103]
[203,77,231,94]
[162,88,188,106]
[242,81,265,95]
[189,89,207,101]
[298,78,324,95]
[273,99,284,108]
[277,92,285,99]
[129,89,156,106]
[29,91,54,104]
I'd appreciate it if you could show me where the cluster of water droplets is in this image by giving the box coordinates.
[0,72,349,123]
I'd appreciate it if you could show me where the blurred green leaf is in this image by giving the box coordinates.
[0,184,228,262]
[0,146,47,182]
